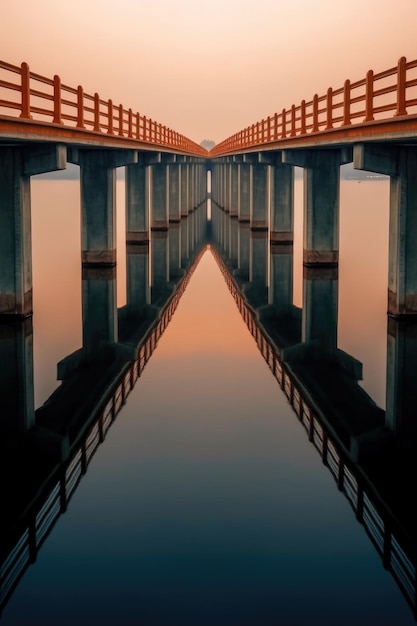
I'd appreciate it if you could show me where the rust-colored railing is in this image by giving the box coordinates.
[210,56,417,156]
[0,60,207,156]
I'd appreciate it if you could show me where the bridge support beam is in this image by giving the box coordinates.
[239,163,251,222]
[230,163,239,217]
[150,164,169,230]
[251,164,269,231]
[270,157,294,245]
[181,163,190,217]
[79,149,137,266]
[0,145,66,316]
[0,318,35,433]
[354,143,417,316]
[283,149,343,266]
[169,164,181,223]
[126,161,149,245]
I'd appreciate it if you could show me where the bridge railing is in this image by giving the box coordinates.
[0,60,207,156]
[210,56,417,156]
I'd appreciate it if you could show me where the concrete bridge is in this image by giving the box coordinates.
[1,56,417,320]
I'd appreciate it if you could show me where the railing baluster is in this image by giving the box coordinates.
[343,80,351,126]
[107,99,113,135]
[364,69,374,122]
[53,74,62,124]
[300,100,306,134]
[290,104,296,136]
[395,56,407,116]
[312,94,319,132]
[20,62,32,119]
[274,112,278,140]
[136,112,140,140]
[326,87,333,130]
[76,85,85,129]
[93,93,100,132]
[281,108,286,139]
[128,108,133,138]
[118,104,124,136]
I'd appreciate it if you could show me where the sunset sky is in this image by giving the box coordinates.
[2,0,416,144]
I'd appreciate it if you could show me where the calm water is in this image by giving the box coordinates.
[1,175,415,625]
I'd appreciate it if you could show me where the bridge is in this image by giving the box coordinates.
[1,55,417,620]
[1,56,417,323]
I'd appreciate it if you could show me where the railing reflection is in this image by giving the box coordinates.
[0,206,208,616]
[210,214,417,620]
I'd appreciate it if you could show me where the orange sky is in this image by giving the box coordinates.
[2,0,416,144]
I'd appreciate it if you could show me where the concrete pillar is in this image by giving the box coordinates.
[385,317,417,437]
[239,163,251,223]
[150,164,169,230]
[126,162,149,244]
[245,230,268,307]
[302,266,338,352]
[270,244,294,318]
[271,159,294,244]
[0,144,66,316]
[251,164,269,231]
[181,164,189,217]
[181,215,189,268]
[126,244,150,311]
[283,149,343,266]
[169,164,181,223]
[79,149,137,266]
[169,223,182,280]
[354,144,417,316]
[230,163,239,217]
[151,231,169,303]
[0,318,34,432]
[238,222,250,281]
[82,266,117,355]
[230,214,238,268]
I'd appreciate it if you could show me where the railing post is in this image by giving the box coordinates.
[312,94,319,132]
[343,79,351,126]
[326,87,333,129]
[93,93,100,132]
[364,69,374,122]
[274,112,278,140]
[128,108,133,137]
[52,74,62,124]
[135,112,140,139]
[290,104,296,136]
[395,56,407,116]
[300,99,306,134]
[76,85,85,129]
[143,115,147,141]
[19,62,32,119]
[267,116,271,142]
[107,99,113,134]
[118,104,124,136]
[281,108,286,139]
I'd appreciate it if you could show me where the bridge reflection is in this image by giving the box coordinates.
[1,198,417,621]
[211,204,417,620]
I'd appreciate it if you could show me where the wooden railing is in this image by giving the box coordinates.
[210,56,417,156]
[0,60,207,157]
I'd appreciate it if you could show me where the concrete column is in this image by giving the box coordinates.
[0,318,34,432]
[386,317,417,436]
[354,144,417,316]
[151,231,169,303]
[237,222,250,281]
[271,159,294,244]
[283,149,343,266]
[168,163,181,223]
[245,230,268,307]
[82,266,117,355]
[169,223,182,280]
[150,163,169,230]
[180,216,189,268]
[302,266,338,352]
[239,163,251,222]
[126,244,150,311]
[251,164,269,231]
[126,162,149,244]
[181,164,189,217]
[0,145,66,316]
[230,163,239,217]
[230,214,239,268]
[270,244,294,318]
[79,149,137,266]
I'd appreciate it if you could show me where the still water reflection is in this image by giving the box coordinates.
[0,178,416,625]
